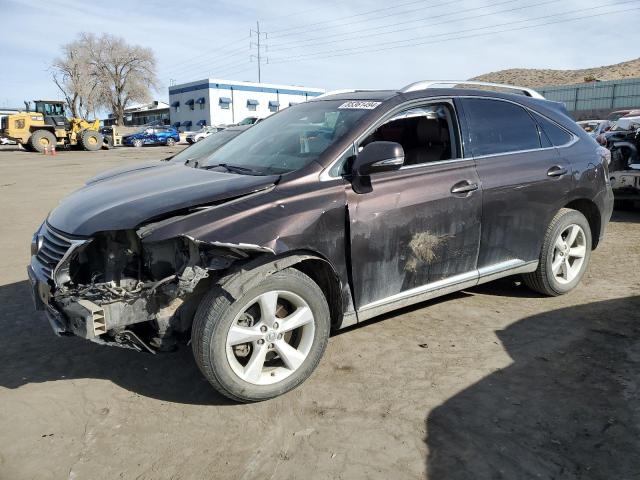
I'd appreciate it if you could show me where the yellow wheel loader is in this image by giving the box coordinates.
[0,100,104,153]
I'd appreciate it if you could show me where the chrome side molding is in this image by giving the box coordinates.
[356,259,538,322]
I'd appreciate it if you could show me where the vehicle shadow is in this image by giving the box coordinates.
[332,290,472,337]
[425,296,640,479]
[0,280,234,406]
[610,207,640,223]
[466,277,546,299]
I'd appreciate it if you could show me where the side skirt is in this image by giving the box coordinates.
[354,259,538,323]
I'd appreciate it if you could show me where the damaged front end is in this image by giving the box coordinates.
[28,221,266,353]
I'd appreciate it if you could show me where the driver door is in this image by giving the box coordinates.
[144,128,157,144]
[346,102,482,316]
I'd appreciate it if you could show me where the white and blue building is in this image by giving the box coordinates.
[168,78,325,131]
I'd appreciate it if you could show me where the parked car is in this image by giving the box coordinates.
[603,116,640,201]
[235,116,261,126]
[577,119,611,137]
[606,109,640,122]
[0,136,17,145]
[122,126,180,147]
[185,126,224,144]
[28,81,613,402]
[84,125,252,184]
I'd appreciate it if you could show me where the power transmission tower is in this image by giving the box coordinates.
[250,21,268,83]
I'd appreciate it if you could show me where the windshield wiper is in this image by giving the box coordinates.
[201,163,264,175]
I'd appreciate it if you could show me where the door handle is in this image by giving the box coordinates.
[547,166,568,177]
[451,180,479,194]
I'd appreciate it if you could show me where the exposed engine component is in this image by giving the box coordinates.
[47,228,264,351]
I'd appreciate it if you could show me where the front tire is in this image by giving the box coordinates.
[523,208,592,296]
[166,137,176,146]
[79,130,103,151]
[192,268,330,402]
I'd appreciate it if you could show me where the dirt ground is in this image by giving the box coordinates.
[0,145,639,480]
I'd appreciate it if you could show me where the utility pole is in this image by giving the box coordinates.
[250,21,268,83]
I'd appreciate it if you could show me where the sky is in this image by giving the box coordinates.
[1,0,639,111]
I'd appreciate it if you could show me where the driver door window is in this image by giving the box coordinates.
[360,104,459,166]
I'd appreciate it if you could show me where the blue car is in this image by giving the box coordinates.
[123,126,180,147]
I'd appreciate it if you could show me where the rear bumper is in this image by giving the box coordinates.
[597,185,615,246]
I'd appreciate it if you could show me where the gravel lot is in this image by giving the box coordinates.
[0,146,639,480]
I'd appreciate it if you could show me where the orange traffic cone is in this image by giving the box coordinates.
[43,145,49,155]
[51,145,56,156]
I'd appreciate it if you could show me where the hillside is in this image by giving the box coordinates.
[470,58,640,88]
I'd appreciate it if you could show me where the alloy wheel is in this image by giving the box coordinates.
[551,224,587,284]
[225,290,315,385]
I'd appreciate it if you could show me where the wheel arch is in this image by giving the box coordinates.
[29,125,56,134]
[213,249,345,330]
[563,198,601,249]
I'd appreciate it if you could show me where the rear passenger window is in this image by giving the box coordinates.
[533,113,574,147]
[462,98,541,156]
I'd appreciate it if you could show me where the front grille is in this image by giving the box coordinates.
[36,223,78,278]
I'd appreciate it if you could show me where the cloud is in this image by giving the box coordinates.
[0,0,637,110]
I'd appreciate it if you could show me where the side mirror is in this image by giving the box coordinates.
[352,141,405,176]
[350,141,404,194]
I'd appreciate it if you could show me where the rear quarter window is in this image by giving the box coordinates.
[533,113,574,147]
[462,98,541,156]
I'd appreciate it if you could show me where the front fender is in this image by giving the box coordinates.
[139,178,355,317]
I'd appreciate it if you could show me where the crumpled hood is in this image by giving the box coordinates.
[48,164,278,236]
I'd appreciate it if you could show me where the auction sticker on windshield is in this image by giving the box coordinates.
[338,101,381,110]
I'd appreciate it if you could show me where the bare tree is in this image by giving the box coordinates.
[51,33,159,124]
[51,38,100,119]
[83,33,159,125]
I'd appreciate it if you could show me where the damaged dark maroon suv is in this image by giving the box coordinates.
[28,81,614,402]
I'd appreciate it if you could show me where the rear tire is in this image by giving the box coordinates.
[28,130,56,153]
[191,268,330,402]
[133,138,143,148]
[79,130,103,151]
[522,208,592,296]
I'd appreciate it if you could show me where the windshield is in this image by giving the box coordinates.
[201,101,371,174]
[170,128,247,163]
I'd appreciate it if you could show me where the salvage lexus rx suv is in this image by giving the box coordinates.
[28,81,613,402]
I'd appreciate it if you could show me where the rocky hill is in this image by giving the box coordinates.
[470,58,640,88]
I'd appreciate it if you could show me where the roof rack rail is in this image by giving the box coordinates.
[400,80,545,99]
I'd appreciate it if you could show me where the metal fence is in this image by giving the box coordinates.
[538,78,640,118]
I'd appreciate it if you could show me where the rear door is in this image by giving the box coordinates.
[347,101,482,314]
[154,128,166,144]
[459,97,573,272]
